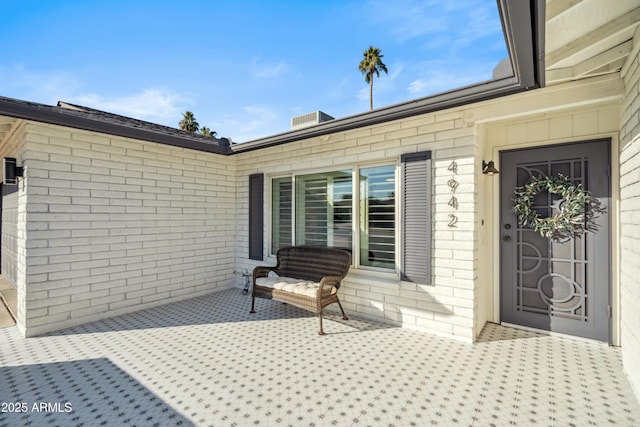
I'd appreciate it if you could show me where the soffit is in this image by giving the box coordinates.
[0,116,18,149]
[545,0,640,85]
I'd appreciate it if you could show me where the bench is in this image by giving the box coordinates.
[250,246,352,335]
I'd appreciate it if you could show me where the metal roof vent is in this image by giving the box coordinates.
[492,58,514,79]
[291,111,334,130]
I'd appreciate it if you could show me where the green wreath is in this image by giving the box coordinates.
[512,174,601,240]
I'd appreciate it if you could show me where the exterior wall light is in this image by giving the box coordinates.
[3,157,24,185]
[482,160,499,175]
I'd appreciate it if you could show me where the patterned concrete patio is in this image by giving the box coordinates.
[1,288,639,427]
[0,277,16,329]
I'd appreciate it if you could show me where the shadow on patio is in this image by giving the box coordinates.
[0,359,191,426]
[1,288,639,426]
[42,288,394,336]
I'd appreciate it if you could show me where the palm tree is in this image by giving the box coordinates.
[179,111,199,133]
[200,127,217,137]
[358,45,388,111]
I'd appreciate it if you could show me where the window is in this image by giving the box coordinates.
[272,171,353,254]
[359,165,395,269]
[260,151,431,281]
[271,177,292,254]
[295,170,352,251]
[271,164,395,271]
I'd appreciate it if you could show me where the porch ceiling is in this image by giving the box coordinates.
[0,116,18,148]
[545,0,640,85]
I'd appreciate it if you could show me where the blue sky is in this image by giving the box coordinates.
[0,0,508,142]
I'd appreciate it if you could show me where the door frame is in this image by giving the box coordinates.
[486,135,620,345]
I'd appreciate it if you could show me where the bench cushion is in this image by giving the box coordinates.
[255,276,337,297]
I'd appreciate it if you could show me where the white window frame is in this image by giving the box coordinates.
[267,160,400,274]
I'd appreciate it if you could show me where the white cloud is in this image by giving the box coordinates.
[388,64,404,81]
[406,60,497,97]
[240,105,277,131]
[357,86,370,102]
[363,0,448,41]
[362,0,503,50]
[251,59,291,78]
[408,79,428,94]
[71,88,189,125]
[0,64,83,103]
[215,105,280,142]
[354,61,401,106]
[0,64,189,126]
[326,76,352,99]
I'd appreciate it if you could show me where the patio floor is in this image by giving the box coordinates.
[1,288,639,427]
[0,276,16,329]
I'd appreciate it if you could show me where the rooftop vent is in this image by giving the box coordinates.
[291,111,334,130]
[492,58,514,79]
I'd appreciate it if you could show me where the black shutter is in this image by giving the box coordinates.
[248,173,264,260]
[401,151,432,284]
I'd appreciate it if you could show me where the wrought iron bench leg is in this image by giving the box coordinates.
[336,297,348,320]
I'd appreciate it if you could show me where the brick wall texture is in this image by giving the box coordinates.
[234,110,478,341]
[2,67,635,349]
[620,32,640,400]
[18,124,236,336]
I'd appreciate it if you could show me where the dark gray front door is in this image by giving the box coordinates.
[500,139,610,342]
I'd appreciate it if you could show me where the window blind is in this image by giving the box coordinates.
[401,152,432,284]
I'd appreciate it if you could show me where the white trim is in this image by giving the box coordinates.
[267,159,400,275]
[352,168,361,270]
[610,133,621,347]
[490,133,620,346]
[265,174,293,258]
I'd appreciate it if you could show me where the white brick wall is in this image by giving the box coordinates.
[620,30,640,401]
[1,53,633,354]
[235,109,478,341]
[234,74,628,343]
[0,141,20,298]
[1,193,18,286]
[482,102,622,341]
[18,123,236,336]
[0,122,28,329]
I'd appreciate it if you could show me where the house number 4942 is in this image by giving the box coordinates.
[447,161,458,228]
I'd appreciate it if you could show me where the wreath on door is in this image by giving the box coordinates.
[512,174,602,240]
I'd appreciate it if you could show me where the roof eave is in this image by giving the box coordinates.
[0,0,543,157]
[0,97,232,155]
[232,77,524,153]
[233,0,545,154]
